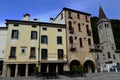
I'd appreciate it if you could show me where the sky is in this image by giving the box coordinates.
[0,0,120,26]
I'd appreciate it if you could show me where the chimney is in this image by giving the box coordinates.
[23,13,30,21]
[33,18,38,22]
[50,18,54,23]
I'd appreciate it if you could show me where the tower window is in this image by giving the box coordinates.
[77,13,80,19]
[78,23,81,32]
[88,38,91,45]
[69,36,73,44]
[79,38,83,47]
[68,11,71,18]
[68,21,72,30]
[108,52,111,59]
[85,15,88,22]
[113,55,116,60]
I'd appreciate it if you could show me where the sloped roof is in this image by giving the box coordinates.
[99,6,107,19]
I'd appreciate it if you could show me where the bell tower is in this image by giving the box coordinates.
[97,6,116,50]
[97,6,117,72]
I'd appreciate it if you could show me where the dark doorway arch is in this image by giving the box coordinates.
[84,60,95,73]
[70,60,80,71]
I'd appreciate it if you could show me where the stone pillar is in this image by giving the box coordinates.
[25,64,28,77]
[2,64,7,77]
[15,64,18,77]
[56,64,58,73]
[64,64,69,71]
[47,64,49,73]
[115,68,118,72]
[100,67,103,73]
[95,68,97,73]
[39,64,41,72]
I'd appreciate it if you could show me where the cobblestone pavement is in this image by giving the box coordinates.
[0,72,120,80]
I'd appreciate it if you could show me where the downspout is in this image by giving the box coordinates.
[38,24,41,72]
[65,10,69,66]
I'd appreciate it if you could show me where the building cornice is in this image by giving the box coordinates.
[63,7,91,16]
[6,19,66,28]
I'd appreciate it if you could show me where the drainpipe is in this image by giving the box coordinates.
[38,23,41,72]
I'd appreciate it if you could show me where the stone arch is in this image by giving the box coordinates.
[84,60,95,73]
[70,60,80,71]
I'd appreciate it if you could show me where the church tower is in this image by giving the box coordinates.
[97,6,116,49]
[97,6,117,72]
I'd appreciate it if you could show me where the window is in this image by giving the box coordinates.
[57,36,62,44]
[61,13,63,19]
[108,52,111,59]
[32,25,37,28]
[113,55,116,60]
[88,38,91,45]
[9,47,16,58]
[86,25,89,33]
[77,13,80,19]
[31,31,37,39]
[42,27,47,30]
[30,47,36,58]
[86,25,91,36]
[69,36,73,44]
[21,47,26,54]
[79,38,83,47]
[11,30,19,39]
[78,23,81,32]
[68,21,72,30]
[58,29,62,32]
[32,25,36,28]
[85,15,88,22]
[41,35,48,44]
[68,11,71,18]
[14,24,19,26]
[2,50,4,53]
[96,54,99,59]
[105,24,107,28]
[58,49,64,59]
[74,36,77,39]
[41,49,48,59]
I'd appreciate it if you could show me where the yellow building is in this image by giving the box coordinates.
[52,7,96,73]
[2,8,97,77]
[2,14,67,77]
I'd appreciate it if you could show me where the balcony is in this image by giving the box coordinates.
[9,56,16,59]
[29,56,36,59]
[58,55,64,60]
[41,56,47,59]
[89,45,102,52]
[70,43,76,52]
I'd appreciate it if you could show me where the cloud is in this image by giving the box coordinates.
[0,23,6,27]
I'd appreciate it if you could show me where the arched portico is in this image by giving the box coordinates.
[70,60,80,71]
[84,60,95,73]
